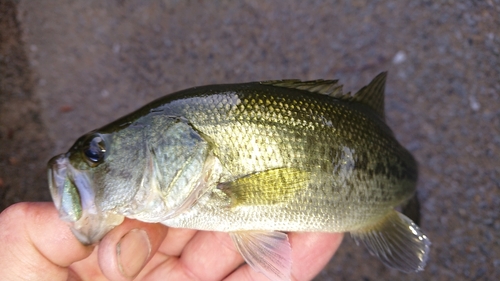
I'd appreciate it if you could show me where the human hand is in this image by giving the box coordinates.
[0,202,343,281]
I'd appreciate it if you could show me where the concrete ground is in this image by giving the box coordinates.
[1,0,499,280]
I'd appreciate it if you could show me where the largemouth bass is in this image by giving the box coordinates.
[48,72,430,281]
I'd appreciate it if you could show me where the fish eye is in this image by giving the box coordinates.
[82,134,106,166]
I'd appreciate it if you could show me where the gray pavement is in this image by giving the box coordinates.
[1,0,499,280]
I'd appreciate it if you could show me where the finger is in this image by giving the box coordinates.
[135,250,171,280]
[289,232,343,280]
[97,218,169,281]
[133,228,198,279]
[68,246,108,281]
[157,228,197,256]
[0,202,94,281]
[180,231,245,280]
[225,232,344,281]
[142,231,245,281]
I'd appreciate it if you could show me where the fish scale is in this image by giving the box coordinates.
[145,84,415,232]
[48,72,430,281]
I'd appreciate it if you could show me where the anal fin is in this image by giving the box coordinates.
[351,210,431,272]
[230,231,292,281]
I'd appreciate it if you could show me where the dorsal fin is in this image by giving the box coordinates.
[261,72,388,119]
[261,79,345,98]
[352,72,387,119]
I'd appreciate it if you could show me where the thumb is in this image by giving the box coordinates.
[0,202,94,281]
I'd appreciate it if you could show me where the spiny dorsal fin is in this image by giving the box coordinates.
[261,72,388,119]
[352,72,387,120]
[261,79,345,98]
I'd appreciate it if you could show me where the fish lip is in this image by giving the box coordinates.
[48,153,124,245]
[47,153,87,223]
[48,153,93,222]
[47,154,68,213]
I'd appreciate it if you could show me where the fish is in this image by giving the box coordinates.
[48,72,430,281]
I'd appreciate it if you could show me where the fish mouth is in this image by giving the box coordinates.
[48,154,68,215]
[48,154,124,245]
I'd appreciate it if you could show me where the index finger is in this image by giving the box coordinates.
[0,202,94,281]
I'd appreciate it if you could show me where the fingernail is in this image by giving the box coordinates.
[117,229,151,278]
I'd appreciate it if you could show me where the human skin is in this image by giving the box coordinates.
[0,202,343,281]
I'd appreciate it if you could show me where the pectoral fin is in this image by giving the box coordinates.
[217,168,310,206]
[351,210,431,272]
[230,231,292,281]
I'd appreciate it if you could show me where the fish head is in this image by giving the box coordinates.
[48,132,126,245]
[48,117,214,245]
